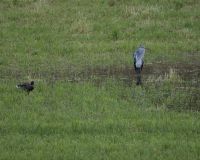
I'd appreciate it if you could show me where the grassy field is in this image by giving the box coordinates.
[0,0,200,159]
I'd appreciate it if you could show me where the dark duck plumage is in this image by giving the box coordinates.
[16,81,34,94]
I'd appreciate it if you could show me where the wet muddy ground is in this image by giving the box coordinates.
[47,62,199,111]
[65,63,200,85]
[2,62,199,111]
[2,62,200,85]
[83,62,200,80]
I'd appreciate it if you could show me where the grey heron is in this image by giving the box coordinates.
[133,44,145,85]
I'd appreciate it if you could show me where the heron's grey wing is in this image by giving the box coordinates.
[135,48,145,61]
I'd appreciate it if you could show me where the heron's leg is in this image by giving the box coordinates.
[135,68,142,85]
[141,62,144,71]
[134,63,137,71]
[136,74,142,85]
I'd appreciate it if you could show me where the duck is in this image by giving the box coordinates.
[16,81,34,94]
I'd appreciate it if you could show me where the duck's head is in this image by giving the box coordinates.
[30,81,34,85]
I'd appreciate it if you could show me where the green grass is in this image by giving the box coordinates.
[0,80,200,159]
[1,0,200,76]
[0,0,200,159]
